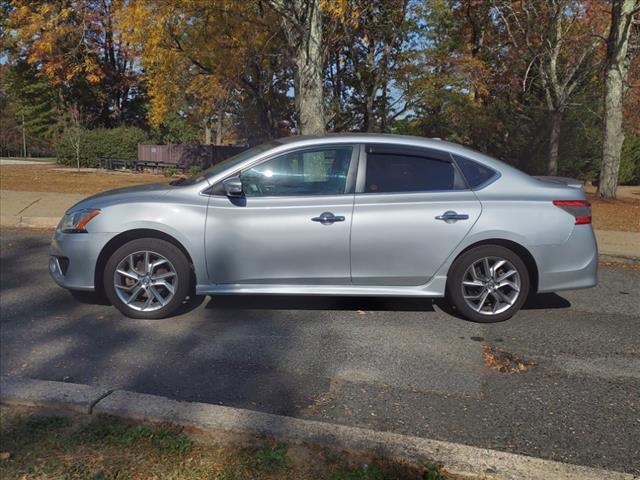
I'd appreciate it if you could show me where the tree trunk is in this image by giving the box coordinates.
[21,114,27,157]
[272,0,325,135]
[364,92,375,132]
[599,64,627,198]
[216,109,224,145]
[598,0,637,199]
[363,32,376,132]
[548,110,562,175]
[294,0,324,135]
[204,121,212,145]
[75,131,81,171]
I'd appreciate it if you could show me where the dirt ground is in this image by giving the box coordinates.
[587,194,640,232]
[1,164,638,232]
[0,164,161,195]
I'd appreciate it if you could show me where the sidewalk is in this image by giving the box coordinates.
[0,190,85,228]
[596,230,640,259]
[1,189,638,258]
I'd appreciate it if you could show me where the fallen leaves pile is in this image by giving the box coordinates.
[482,344,533,374]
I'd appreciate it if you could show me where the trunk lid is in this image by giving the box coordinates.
[534,176,583,189]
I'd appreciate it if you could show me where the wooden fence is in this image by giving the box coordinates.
[137,144,248,169]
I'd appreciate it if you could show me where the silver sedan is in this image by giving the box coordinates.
[49,134,598,321]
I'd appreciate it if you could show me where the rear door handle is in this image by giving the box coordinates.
[435,211,469,222]
[312,212,345,225]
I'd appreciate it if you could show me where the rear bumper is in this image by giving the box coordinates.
[49,231,114,291]
[532,226,598,293]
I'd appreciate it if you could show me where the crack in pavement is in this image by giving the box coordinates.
[15,197,42,216]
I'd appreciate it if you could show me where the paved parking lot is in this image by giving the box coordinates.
[1,229,639,474]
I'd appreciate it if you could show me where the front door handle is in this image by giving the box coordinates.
[435,211,469,223]
[312,212,345,225]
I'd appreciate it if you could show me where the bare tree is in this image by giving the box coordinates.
[269,0,325,135]
[494,0,603,175]
[598,0,640,199]
[68,105,83,171]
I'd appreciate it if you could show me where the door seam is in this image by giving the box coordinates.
[348,193,356,284]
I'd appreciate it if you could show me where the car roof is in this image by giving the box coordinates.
[273,133,515,172]
[274,133,479,158]
[276,132,444,146]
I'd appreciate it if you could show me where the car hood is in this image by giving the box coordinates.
[67,182,172,212]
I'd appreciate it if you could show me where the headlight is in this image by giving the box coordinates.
[58,208,101,233]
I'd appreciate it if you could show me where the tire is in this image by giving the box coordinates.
[446,245,530,323]
[103,238,191,319]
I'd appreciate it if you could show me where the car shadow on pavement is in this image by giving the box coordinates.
[433,292,571,322]
[205,295,437,312]
[69,290,207,317]
[205,292,570,317]
[522,292,571,310]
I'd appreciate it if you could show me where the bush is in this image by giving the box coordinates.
[619,131,640,185]
[187,165,203,177]
[55,126,149,168]
[163,166,178,177]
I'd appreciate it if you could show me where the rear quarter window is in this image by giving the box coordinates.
[453,155,498,189]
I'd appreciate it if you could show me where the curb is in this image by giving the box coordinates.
[1,376,636,480]
[599,253,640,264]
[0,215,58,228]
[0,376,111,414]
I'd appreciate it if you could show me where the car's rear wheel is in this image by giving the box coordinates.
[446,245,530,322]
[103,238,191,319]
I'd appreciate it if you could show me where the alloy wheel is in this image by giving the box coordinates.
[461,256,521,315]
[113,250,178,312]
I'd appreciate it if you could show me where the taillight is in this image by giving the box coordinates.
[553,200,591,225]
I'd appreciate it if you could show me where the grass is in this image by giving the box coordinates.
[240,442,291,472]
[0,406,451,480]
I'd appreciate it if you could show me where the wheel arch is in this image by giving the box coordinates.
[450,238,539,293]
[95,229,196,295]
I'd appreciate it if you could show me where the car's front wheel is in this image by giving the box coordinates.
[446,245,530,322]
[103,238,191,319]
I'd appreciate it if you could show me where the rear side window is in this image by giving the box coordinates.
[453,155,498,189]
[365,153,465,193]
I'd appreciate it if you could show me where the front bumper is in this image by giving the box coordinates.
[49,230,114,291]
[532,226,598,293]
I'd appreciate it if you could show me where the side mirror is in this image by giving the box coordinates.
[222,176,243,197]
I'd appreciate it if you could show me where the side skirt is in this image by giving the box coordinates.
[195,276,447,297]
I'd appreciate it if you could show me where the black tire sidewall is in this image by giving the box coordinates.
[447,245,530,323]
[103,238,191,319]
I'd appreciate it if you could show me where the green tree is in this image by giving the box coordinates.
[4,61,58,156]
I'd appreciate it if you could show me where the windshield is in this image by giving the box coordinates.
[170,141,280,186]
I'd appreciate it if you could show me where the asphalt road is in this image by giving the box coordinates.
[1,229,639,474]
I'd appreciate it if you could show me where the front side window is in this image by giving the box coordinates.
[241,147,353,197]
[365,153,465,193]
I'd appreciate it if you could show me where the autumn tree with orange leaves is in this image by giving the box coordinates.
[7,0,143,126]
